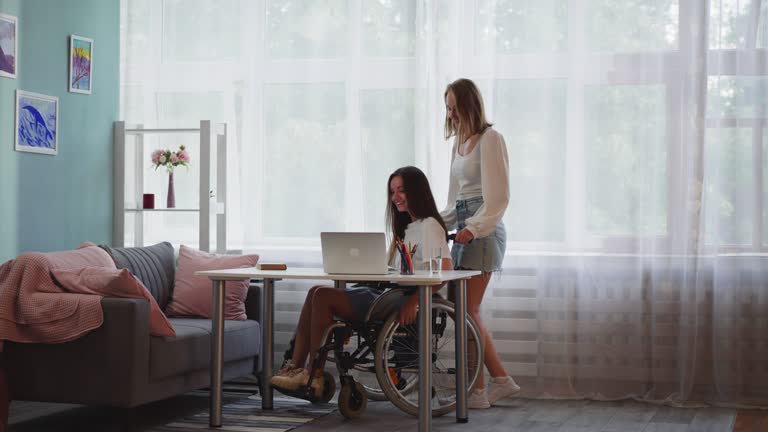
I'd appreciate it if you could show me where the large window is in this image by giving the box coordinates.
[585,0,679,52]
[263,83,348,237]
[495,79,566,242]
[476,0,567,53]
[361,89,416,231]
[706,76,768,249]
[266,0,349,59]
[121,0,768,253]
[584,84,667,237]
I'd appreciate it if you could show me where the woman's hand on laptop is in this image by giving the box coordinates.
[398,295,419,326]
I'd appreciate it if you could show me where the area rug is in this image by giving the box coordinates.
[150,395,337,432]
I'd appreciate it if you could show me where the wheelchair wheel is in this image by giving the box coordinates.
[338,381,368,419]
[348,359,388,401]
[327,330,388,401]
[315,371,336,403]
[374,298,484,417]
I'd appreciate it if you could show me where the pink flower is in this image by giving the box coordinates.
[151,146,190,171]
[151,149,163,164]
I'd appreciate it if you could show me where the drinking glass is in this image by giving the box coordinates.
[429,247,442,273]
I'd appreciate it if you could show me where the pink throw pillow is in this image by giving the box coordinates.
[51,267,176,337]
[165,245,259,321]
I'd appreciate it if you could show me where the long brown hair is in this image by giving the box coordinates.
[444,78,493,144]
[385,166,448,259]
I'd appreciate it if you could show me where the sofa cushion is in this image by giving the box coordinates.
[51,267,176,337]
[165,245,259,321]
[150,317,261,380]
[99,242,175,309]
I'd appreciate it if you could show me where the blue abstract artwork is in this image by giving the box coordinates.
[15,90,58,155]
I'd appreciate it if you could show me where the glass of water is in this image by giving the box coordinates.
[429,247,442,273]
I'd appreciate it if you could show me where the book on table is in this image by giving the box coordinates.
[257,263,287,270]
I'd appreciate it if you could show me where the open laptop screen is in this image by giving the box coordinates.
[320,232,389,275]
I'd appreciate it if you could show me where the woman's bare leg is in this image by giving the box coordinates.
[466,272,508,389]
[306,287,356,376]
[291,285,324,368]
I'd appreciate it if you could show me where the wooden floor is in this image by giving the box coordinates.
[8,391,768,431]
[733,410,768,432]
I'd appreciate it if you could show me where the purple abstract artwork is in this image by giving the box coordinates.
[69,35,93,94]
[0,14,17,79]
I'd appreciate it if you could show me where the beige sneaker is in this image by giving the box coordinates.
[270,366,305,389]
[275,362,300,377]
[272,369,325,398]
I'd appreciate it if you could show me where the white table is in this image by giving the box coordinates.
[195,267,480,432]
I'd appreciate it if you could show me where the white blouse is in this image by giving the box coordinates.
[390,217,451,270]
[440,127,510,239]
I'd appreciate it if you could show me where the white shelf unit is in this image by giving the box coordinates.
[113,120,227,253]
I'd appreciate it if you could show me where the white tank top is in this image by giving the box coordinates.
[451,138,482,200]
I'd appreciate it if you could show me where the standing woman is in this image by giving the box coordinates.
[441,78,520,409]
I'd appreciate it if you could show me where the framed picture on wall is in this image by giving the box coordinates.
[15,90,59,155]
[69,35,93,94]
[0,13,17,79]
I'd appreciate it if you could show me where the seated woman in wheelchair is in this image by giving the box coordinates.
[270,165,452,398]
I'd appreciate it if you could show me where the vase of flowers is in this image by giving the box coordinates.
[151,145,191,208]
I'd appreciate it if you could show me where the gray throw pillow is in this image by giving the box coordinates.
[99,242,176,309]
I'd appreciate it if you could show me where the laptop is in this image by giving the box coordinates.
[321,232,389,275]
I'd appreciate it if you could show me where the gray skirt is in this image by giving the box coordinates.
[450,196,506,272]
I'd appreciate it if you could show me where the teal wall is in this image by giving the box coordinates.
[0,0,119,262]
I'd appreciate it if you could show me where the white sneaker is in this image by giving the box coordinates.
[468,389,490,409]
[487,376,520,405]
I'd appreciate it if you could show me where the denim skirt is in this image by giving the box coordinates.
[450,196,506,272]
[344,286,383,321]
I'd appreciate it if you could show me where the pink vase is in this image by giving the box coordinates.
[167,172,176,208]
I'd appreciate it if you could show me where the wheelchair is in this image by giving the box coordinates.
[274,285,484,419]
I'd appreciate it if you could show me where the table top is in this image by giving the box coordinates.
[195,267,481,284]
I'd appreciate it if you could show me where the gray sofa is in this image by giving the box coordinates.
[3,242,262,407]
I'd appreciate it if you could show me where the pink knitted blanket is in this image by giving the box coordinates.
[0,246,116,348]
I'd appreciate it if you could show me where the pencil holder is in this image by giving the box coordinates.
[400,258,413,275]
[396,239,416,275]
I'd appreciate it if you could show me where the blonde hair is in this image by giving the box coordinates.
[444,78,492,143]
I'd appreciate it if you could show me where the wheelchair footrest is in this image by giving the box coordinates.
[271,384,321,403]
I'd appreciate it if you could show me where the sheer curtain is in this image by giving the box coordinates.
[120,0,768,406]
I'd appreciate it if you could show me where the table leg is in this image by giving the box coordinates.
[454,279,468,423]
[210,279,226,427]
[261,278,275,410]
[418,286,432,432]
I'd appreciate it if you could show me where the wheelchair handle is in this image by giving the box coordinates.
[448,233,472,244]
